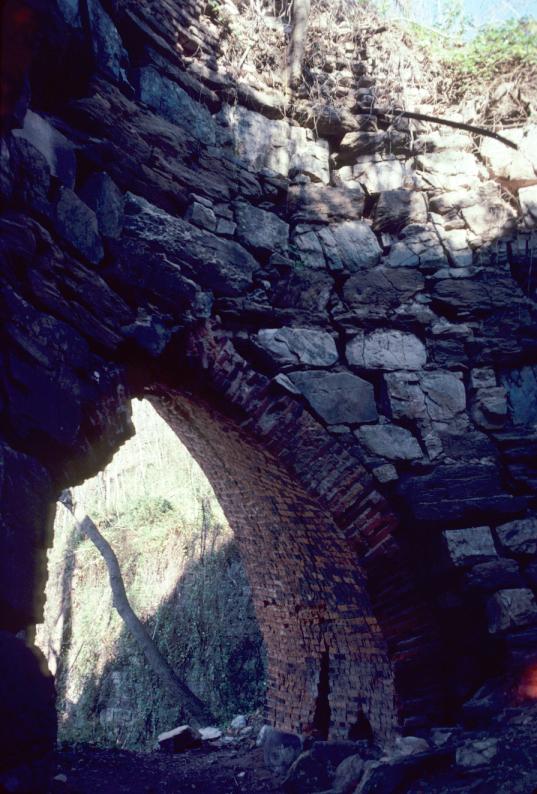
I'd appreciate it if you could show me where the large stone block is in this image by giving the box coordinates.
[87,0,128,82]
[287,183,365,223]
[356,423,422,461]
[373,189,427,233]
[256,328,338,366]
[291,226,326,269]
[288,371,377,425]
[384,372,426,421]
[121,193,258,296]
[461,202,516,243]
[347,330,427,371]
[398,463,526,523]
[420,371,466,421]
[487,588,537,634]
[79,172,124,238]
[289,127,330,184]
[342,268,424,321]
[220,105,329,183]
[496,518,537,556]
[235,201,288,254]
[442,526,498,568]
[54,187,104,264]
[500,366,537,426]
[480,127,536,181]
[350,154,412,193]
[330,221,382,270]
[135,67,216,145]
[464,559,523,593]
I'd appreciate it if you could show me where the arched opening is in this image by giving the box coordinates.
[147,383,398,740]
[30,369,400,751]
[37,398,267,748]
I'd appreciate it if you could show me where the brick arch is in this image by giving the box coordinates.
[142,319,446,733]
[149,386,396,739]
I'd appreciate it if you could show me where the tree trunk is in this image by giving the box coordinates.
[61,495,215,727]
[287,0,310,88]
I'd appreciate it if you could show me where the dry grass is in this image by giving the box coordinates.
[213,0,534,129]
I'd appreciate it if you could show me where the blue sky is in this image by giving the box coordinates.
[387,0,536,36]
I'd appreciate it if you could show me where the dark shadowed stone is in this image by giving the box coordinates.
[121,193,258,296]
[432,279,492,316]
[57,0,81,26]
[341,268,424,321]
[456,737,498,768]
[256,328,338,366]
[185,201,217,232]
[157,725,202,753]
[135,67,215,144]
[0,444,54,630]
[373,190,427,233]
[287,183,365,223]
[347,330,426,371]
[496,518,537,556]
[398,463,527,522]
[439,430,498,461]
[332,753,366,793]
[260,727,302,775]
[0,632,56,785]
[331,221,381,270]
[486,589,537,634]
[283,741,358,793]
[272,270,333,313]
[292,227,326,268]
[13,110,76,188]
[356,424,422,461]
[464,559,523,593]
[526,561,537,588]
[335,131,388,165]
[289,371,377,425]
[121,308,178,357]
[79,172,124,238]
[54,186,104,264]
[235,201,289,254]
[471,386,508,429]
[10,137,51,216]
[384,372,426,421]
[354,750,445,794]
[442,526,498,568]
[500,366,537,426]
[87,0,128,82]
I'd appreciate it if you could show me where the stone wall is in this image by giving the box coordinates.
[1,0,537,783]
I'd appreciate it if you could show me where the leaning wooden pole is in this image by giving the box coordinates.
[59,490,215,727]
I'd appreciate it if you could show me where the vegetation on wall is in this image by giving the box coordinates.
[37,400,266,750]
[215,0,535,127]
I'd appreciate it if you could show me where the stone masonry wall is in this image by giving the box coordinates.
[1,0,537,778]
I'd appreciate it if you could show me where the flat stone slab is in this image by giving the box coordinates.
[288,370,377,425]
[256,328,338,366]
[347,330,427,371]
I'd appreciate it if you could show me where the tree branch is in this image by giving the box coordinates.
[365,107,519,150]
[59,491,215,727]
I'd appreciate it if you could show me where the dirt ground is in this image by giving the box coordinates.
[51,743,286,794]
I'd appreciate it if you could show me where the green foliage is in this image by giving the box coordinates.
[446,18,537,79]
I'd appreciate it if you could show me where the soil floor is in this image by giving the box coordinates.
[51,743,286,794]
